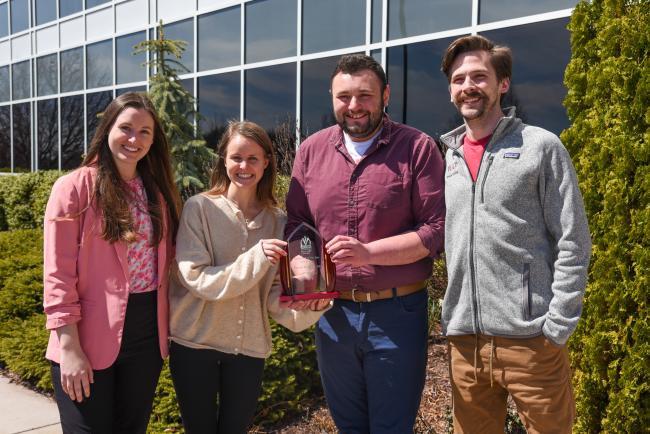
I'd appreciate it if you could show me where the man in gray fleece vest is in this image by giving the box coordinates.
[438,35,591,434]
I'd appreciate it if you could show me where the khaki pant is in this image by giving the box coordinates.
[448,334,575,434]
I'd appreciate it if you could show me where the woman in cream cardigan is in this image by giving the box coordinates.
[169,121,329,433]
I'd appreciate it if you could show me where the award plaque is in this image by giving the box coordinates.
[279,223,338,301]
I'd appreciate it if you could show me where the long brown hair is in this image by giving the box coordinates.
[207,121,278,207]
[82,92,181,244]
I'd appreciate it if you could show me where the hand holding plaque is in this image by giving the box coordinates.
[279,223,338,301]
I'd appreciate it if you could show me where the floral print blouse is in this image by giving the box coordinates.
[126,177,158,293]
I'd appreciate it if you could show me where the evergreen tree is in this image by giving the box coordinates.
[134,21,214,198]
[562,1,649,432]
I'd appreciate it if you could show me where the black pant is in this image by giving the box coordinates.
[169,341,265,434]
[51,291,163,434]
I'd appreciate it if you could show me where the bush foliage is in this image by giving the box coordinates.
[562,0,649,432]
[0,171,63,231]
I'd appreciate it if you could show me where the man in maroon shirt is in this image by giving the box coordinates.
[285,54,445,433]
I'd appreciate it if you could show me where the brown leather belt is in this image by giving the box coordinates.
[337,281,426,303]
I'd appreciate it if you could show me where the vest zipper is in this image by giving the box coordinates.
[480,154,494,204]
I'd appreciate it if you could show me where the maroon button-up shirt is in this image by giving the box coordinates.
[285,116,445,291]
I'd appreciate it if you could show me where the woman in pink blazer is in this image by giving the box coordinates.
[43,92,181,433]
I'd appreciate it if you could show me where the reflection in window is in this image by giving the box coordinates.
[86,90,112,144]
[61,47,84,93]
[38,99,59,170]
[302,0,364,55]
[0,3,8,38]
[163,19,194,73]
[37,54,58,96]
[59,0,82,18]
[116,86,147,96]
[61,95,85,169]
[372,0,383,43]
[87,40,113,89]
[12,103,31,171]
[481,18,571,135]
[387,38,463,141]
[117,31,146,85]
[10,0,29,33]
[301,56,338,137]
[86,0,110,8]
[388,0,471,40]
[480,0,578,23]
[198,6,240,71]
[246,0,295,63]
[245,63,296,175]
[35,0,57,25]
[198,72,240,148]
[0,66,9,102]
[0,107,10,171]
[12,61,31,100]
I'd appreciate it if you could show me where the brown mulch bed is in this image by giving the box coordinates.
[251,335,452,434]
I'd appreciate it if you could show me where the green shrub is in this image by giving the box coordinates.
[0,171,63,231]
[563,1,649,432]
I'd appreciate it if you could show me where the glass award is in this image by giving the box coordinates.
[279,222,338,301]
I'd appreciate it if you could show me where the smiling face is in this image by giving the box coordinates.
[107,107,154,180]
[331,69,389,142]
[224,134,269,193]
[449,50,510,125]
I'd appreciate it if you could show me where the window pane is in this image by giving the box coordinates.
[86,0,110,8]
[86,90,112,144]
[388,0,471,40]
[12,60,31,100]
[60,47,84,92]
[0,106,10,171]
[198,6,240,71]
[387,38,463,140]
[10,0,29,33]
[60,94,84,169]
[59,0,82,17]
[163,19,193,73]
[198,72,240,148]
[37,53,58,96]
[0,3,8,38]
[38,98,59,170]
[302,0,364,55]
[116,31,146,84]
[480,0,578,23]
[300,56,338,136]
[372,0,383,43]
[246,0,295,63]
[245,63,296,175]
[87,39,113,89]
[35,0,57,25]
[12,102,31,171]
[481,18,571,135]
[116,85,146,96]
[0,66,9,102]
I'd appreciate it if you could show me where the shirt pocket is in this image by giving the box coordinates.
[363,172,408,210]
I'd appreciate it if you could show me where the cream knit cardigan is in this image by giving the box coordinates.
[169,193,325,358]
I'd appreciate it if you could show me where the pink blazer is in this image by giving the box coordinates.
[43,166,173,370]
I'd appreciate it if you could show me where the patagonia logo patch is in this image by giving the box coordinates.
[446,161,460,177]
[503,152,520,159]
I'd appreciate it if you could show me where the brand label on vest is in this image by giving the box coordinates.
[503,152,520,159]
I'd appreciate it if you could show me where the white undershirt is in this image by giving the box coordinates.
[343,129,383,163]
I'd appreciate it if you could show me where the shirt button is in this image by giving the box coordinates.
[240,306,244,310]
[234,348,239,352]
[237,335,241,339]
[238,320,242,324]
[241,247,246,251]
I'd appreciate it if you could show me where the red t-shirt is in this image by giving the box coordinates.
[463,134,492,182]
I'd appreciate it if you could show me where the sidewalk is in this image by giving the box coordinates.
[0,375,62,434]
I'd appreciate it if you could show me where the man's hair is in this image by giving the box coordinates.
[441,35,512,83]
[330,54,387,93]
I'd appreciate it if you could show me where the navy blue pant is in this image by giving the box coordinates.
[315,289,429,434]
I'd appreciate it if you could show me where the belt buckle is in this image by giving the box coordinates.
[351,288,372,303]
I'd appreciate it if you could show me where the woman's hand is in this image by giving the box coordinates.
[280,298,331,311]
[261,239,287,265]
[60,346,94,402]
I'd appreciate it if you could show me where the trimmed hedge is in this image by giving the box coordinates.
[563,0,649,432]
[0,171,63,231]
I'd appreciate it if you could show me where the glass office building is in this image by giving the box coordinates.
[0,0,579,172]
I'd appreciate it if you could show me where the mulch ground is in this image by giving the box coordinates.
[251,335,452,434]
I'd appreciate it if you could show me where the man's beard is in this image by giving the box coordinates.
[455,91,492,121]
[336,104,384,139]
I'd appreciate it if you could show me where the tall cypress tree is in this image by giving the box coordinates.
[134,21,214,198]
[562,1,649,432]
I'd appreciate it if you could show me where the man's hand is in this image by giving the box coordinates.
[326,235,371,266]
[279,298,332,311]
